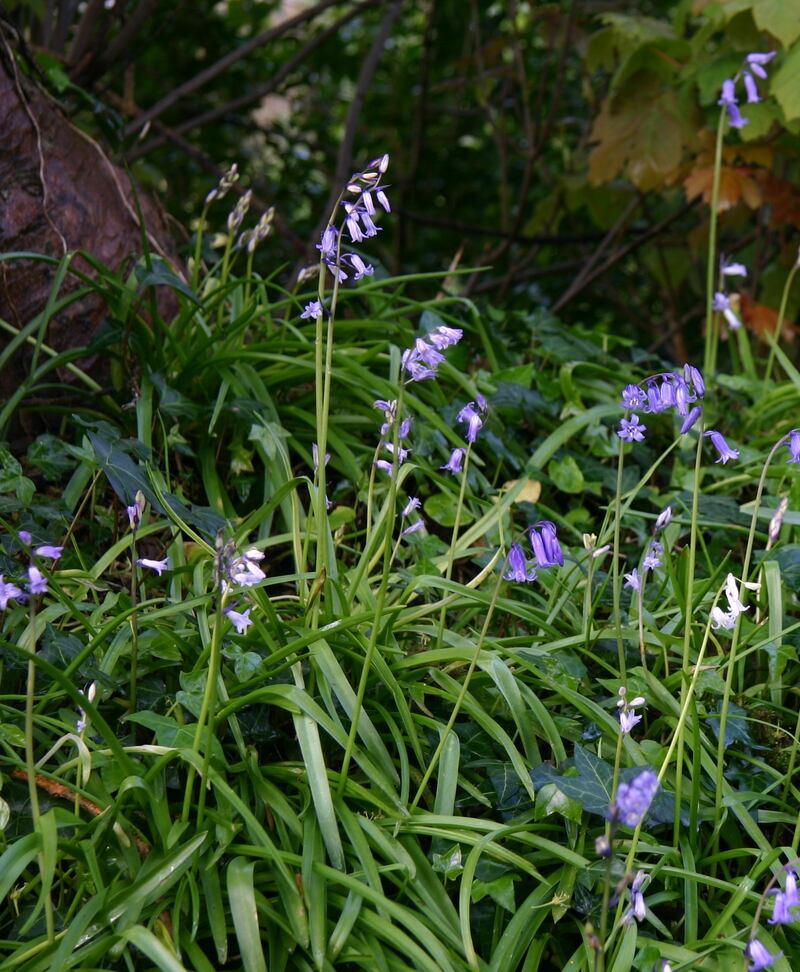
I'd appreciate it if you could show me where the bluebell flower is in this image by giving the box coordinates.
[457,399,488,444]
[317,225,338,262]
[0,576,23,610]
[786,430,800,463]
[441,448,464,475]
[621,384,647,410]
[645,381,663,413]
[398,417,413,439]
[344,253,373,280]
[504,543,537,583]
[402,519,425,537]
[402,326,462,382]
[529,521,564,569]
[618,415,647,443]
[301,300,323,320]
[610,769,659,828]
[402,497,421,517]
[747,51,777,77]
[643,545,662,572]
[721,257,747,278]
[704,430,739,464]
[718,78,748,129]
[34,545,62,560]
[622,871,648,925]
[127,492,146,532]
[617,689,646,735]
[684,363,705,398]
[27,565,48,595]
[768,869,800,925]
[681,406,703,435]
[228,549,265,588]
[428,326,463,349]
[225,607,253,634]
[746,940,781,971]
[713,291,742,330]
[654,506,672,532]
[624,568,641,591]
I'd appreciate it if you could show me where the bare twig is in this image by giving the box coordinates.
[122,0,346,137]
[126,0,380,161]
[553,199,697,312]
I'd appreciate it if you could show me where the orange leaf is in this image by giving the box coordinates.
[739,293,797,343]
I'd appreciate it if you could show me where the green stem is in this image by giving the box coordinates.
[409,565,504,811]
[598,730,626,967]
[703,108,727,381]
[182,589,227,826]
[338,384,406,795]
[763,260,800,390]
[435,443,472,649]
[713,433,789,835]
[612,438,627,681]
[673,425,704,848]
[129,536,139,715]
[25,598,54,942]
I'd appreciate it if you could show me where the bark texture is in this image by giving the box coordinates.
[0,30,181,397]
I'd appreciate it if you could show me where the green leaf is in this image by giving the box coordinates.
[26,434,77,481]
[548,456,585,494]
[754,0,800,46]
[227,857,267,972]
[471,874,517,913]
[771,42,800,121]
[120,924,191,972]
[424,492,474,527]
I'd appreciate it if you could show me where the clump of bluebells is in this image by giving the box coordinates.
[718,51,777,130]
[618,364,705,444]
[315,153,391,289]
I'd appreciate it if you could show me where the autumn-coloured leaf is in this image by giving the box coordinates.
[503,479,542,505]
[588,89,694,191]
[683,165,763,210]
[740,293,797,342]
[762,174,800,228]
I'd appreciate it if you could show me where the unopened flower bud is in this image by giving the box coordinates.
[769,497,789,544]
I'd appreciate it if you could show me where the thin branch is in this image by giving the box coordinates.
[126,0,380,161]
[553,199,697,312]
[122,0,346,137]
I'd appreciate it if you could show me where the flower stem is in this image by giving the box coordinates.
[182,588,227,826]
[713,434,789,837]
[673,425,704,848]
[409,564,504,811]
[25,597,54,942]
[762,260,800,390]
[435,443,472,649]
[703,108,727,381]
[612,438,627,682]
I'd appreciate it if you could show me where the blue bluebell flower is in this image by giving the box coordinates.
[624,568,641,591]
[529,521,564,569]
[0,576,23,610]
[225,607,253,634]
[684,364,705,398]
[721,257,747,278]
[457,399,488,444]
[504,543,537,583]
[610,769,659,828]
[768,869,800,925]
[786,430,800,464]
[704,430,739,464]
[618,415,647,443]
[746,939,781,971]
[622,871,648,925]
[713,292,742,330]
[27,565,48,594]
[621,384,647,410]
[681,406,703,435]
[718,78,747,129]
[441,448,464,475]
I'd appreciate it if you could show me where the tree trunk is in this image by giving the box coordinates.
[0,26,182,399]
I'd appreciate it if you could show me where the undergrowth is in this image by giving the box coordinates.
[0,149,800,972]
